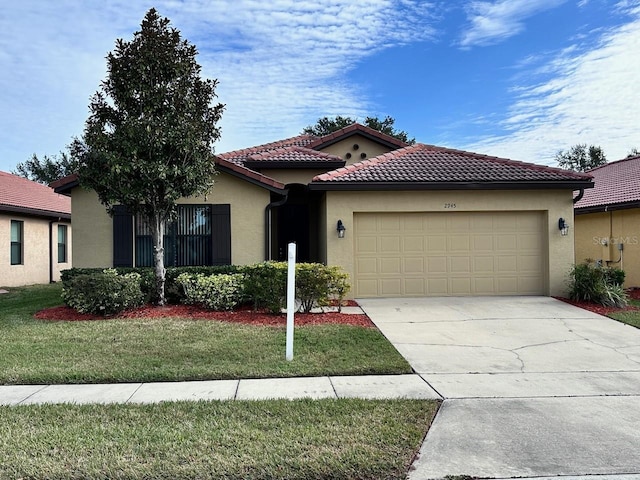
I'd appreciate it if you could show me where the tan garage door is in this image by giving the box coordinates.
[354,212,547,297]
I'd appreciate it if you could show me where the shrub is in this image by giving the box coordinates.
[241,262,351,314]
[241,262,288,313]
[568,262,628,308]
[62,270,144,315]
[176,273,244,311]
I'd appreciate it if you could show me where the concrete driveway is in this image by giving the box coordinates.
[358,296,640,479]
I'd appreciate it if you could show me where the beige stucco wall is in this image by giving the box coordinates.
[0,214,71,287]
[575,209,640,287]
[323,189,576,298]
[71,172,271,268]
[318,134,397,164]
[71,188,114,268]
[181,173,270,265]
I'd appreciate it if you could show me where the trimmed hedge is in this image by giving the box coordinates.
[62,266,240,304]
[176,273,244,311]
[61,262,351,313]
[62,270,144,315]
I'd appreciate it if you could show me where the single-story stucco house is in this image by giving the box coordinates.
[0,171,72,287]
[574,155,640,288]
[52,123,593,298]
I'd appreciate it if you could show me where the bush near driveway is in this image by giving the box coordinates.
[567,262,628,308]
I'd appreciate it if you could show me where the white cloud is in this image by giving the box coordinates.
[0,0,437,170]
[460,0,568,47]
[464,7,640,164]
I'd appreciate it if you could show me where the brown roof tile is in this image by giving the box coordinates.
[0,171,71,217]
[574,156,640,210]
[247,146,343,163]
[218,134,318,166]
[312,144,593,184]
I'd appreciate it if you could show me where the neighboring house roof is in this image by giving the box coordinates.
[310,144,593,190]
[0,171,71,219]
[574,156,640,213]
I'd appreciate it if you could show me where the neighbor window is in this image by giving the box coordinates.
[10,220,23,265]
[58,225,68,263]
[135,205,212,267]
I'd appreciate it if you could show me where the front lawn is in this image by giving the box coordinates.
[0,398,438,479]
[0,284,412,384]
[608,298,640,328]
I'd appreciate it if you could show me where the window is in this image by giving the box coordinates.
[10,220,23,265]
[135,205,212,267]
[58,225,68,263]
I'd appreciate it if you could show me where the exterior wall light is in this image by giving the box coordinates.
[337,220,346,238]
[558,217,569,236]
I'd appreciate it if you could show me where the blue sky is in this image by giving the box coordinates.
[1,0,639,174]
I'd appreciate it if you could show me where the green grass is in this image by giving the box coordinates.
[608,298,640,328]
[0,284,412,384]
[0,399,438,479]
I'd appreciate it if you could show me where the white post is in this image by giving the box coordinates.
[286,242,296,361]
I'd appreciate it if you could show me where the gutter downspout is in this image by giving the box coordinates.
[264,191,289,261]
[573,188,585,204]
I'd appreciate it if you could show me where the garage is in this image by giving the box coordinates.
[354,211,547,297]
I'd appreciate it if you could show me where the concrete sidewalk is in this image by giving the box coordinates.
[0,374,441,406]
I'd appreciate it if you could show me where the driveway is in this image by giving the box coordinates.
[358,296,640,479]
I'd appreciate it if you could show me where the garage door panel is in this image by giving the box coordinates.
[356,236,377,254]
[404,278,425,295]
[354,212,546,297]
[427,257,447,273]
[474,256,495,273]
[404,257,425,274]
[449,236,470,252]
[427,236,447,252]
[474,277,496,294]
[356,257,377,274]
[380,257,401,274]
[450,256,471,273]
[379,236,401,253]
[403,236,425,253]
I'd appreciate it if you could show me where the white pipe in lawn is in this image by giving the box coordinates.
[286,242,296,361]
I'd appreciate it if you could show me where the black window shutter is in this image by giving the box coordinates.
[211,204,231,265]
[113,205,133,267]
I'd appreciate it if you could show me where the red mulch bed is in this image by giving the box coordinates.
[34,303,374,328]
[555,288,640,316]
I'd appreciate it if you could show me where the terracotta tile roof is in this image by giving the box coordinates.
[245,146,344,166]
[574,156,640,210]
[0,171,71,218]
[306,123,408,150]
[218,134,318,166]
[312,144,593,185]
[214,157,286,191]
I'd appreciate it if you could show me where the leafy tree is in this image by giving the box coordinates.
[555,144,607,172]
[74,8,224,305]
[302,115,415,144]
[13,150,78,185]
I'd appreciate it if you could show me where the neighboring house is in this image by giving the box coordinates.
[53,123,592,298]
[574,155,640,288]
[0,171,72,287]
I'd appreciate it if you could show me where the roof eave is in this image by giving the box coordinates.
[245,160,346,170]
[575,200,640,215]
[308,180,595,191]
[51,174,80,195]
[0,204,71,221]
[215,162,286,193]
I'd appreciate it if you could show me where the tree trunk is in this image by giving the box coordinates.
[150,213,166,306]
